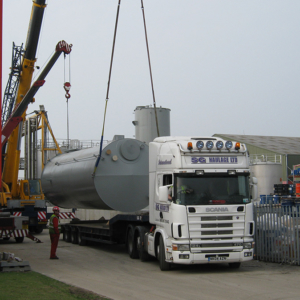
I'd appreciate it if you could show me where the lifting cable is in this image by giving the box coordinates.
[93,0,121,176]
[93,0,159,175]
[64,51,71,149]
[141,0,160,137]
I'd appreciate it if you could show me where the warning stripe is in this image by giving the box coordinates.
[13,212,22,217]
[59,212,76,219]
[0,229,29,238]
[38,211,47,221]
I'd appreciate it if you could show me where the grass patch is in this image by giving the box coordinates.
[0,271,111,300]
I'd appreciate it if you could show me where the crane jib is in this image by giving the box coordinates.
[1,41,72,148]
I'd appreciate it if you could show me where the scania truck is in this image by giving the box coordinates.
[41,136,256,270]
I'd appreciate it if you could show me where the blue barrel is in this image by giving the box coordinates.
[260,195,266,204]
[266,195,273,204]
[273,195,280,204]
[288,184,294,195]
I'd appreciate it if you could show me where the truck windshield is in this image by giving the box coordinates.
[173,173,250,205]
[29,180,41,195]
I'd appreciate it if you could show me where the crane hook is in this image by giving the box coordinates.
[64,82,71,100]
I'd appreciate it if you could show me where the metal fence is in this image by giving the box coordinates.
[254,203,300,265]
[250,154,282,164]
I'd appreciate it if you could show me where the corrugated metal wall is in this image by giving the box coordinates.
[213,134,288,181]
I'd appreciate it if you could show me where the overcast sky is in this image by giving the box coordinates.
[2,1,300,143]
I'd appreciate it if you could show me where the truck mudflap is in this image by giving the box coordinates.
[0,229,42,243]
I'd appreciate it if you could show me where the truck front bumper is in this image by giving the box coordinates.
[167,249,254,265]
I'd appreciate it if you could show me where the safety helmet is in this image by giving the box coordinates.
[53,206,60,212]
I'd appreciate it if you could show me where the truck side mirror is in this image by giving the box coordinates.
[251,177,258,201]
[159,186,170,203]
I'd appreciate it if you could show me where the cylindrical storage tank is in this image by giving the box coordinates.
[250,162,282,197]
[41,138,149,212]
[133,106,170,144]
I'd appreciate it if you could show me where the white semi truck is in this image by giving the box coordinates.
[41,136,256,270]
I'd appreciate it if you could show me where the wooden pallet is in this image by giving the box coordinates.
[0,261,31,272]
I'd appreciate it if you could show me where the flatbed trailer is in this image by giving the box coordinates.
[61,212,151,259]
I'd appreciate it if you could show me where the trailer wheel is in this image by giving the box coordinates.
[71,230,79,244]
[158,235,171,271]
[64,229,72,243]
[34,226,43,234]
[127,225,139,259]
[15,237,24,243]
[78,233,87,246]
[229,262,241,269]
[136,226,150,262]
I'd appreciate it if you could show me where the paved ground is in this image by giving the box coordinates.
[1,231,300,300]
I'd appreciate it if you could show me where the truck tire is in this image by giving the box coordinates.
[64,229,72,243]
[136,226,150,262]
[78,232,87,246]
[71,230,78,244]
[15,237,24,243]
[229,262,241,269]
[34,226,43,234]
[158,235,171,271]
[127,225,139,259]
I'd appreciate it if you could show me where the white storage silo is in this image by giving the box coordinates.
[133,106,170,144]
[250,162,282,199]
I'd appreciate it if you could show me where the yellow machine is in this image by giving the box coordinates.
[1,1,71,234]
[1,0,47,207]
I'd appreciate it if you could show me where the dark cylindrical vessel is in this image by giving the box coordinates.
[41,138,149,212]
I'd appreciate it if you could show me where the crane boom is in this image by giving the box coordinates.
[2,0,46,196]
[1,41,72,146]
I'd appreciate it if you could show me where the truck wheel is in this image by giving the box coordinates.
[229,262,241,269]
[136,226,150,262]
[158,235,171,271]
[64,230,72,243]
[15,237,24,243]
[34,226,43,234]
[78,233,87,246]
[71,230,78,244]
[127,225,139,259]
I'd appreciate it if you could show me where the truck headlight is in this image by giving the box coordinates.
[172,244,190,251]
[243,242,254,249]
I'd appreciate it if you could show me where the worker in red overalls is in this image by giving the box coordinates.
[49,206,61,259]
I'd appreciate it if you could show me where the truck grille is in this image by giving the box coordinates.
[187,207,245,253]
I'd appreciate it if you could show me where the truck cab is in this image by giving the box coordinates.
[148,136,256,270]
[18,179,44,201]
